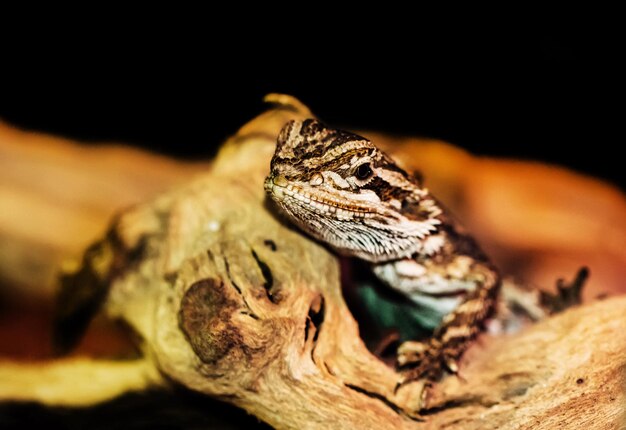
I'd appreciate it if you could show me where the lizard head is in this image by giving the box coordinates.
[265,119,443,262]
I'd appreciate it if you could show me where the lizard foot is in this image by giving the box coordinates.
[395,339,459,391]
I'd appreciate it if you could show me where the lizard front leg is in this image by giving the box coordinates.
[263,119,503,387]
[373,254,500,386]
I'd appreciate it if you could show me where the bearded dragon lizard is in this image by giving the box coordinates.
[264,119,501,387]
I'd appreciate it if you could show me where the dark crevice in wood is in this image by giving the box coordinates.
[310,296,325,344]
[222,256,242,295]
[223,256,259,320]
[343,383,423,422]
[419,396,495,416]
[263,239,277,251]
[308,296,325,365]
[304,296,324,342]
[250,249,277,304]
[240,310,260,320]
[323,361,336,376]
[303,317,311,344]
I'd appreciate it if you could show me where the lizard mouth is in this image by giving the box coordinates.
[265,175,376,220]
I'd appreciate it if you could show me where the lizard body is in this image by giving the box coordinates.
[264,119,500,385]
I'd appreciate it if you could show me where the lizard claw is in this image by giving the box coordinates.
[396,340,430,367]
[395,339,460,392]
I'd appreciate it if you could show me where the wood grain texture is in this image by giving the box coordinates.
[0,95,624,429]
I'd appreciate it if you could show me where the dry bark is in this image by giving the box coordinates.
[0,95,624,429]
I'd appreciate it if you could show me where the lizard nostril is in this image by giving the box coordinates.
[273,175,289,187]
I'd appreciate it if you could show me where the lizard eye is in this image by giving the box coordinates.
[355,163,373,180]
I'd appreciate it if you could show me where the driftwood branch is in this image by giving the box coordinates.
[0,95,625,429]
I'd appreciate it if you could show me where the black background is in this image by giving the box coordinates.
[1,20,622,189]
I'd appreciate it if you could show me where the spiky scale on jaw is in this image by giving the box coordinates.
[265,119,500,386]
